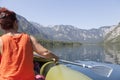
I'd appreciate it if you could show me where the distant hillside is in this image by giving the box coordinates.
[1,14,119,44]
[104,23,120,44]
[16,15,48,39]
[30,22,115,43]
[17,14,119,43]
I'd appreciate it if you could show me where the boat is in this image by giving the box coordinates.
[34,55,92,80]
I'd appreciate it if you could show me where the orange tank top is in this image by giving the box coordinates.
[0,54,1,63]
[0,33,35,80]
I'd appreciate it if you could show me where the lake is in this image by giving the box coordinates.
[49,44,120,80]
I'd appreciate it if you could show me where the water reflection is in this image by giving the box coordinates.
[49,44,120,65]
[48,44,120,80]
[49,45,105,62]
[104,44,120,64]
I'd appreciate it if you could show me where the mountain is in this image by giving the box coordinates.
[16,14,119,43]
[30,23,114,43]
[16,15,48,39]
[104,23,120,43]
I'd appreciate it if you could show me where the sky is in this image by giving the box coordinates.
[0,0,120,29]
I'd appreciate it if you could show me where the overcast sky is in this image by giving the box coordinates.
[0,0,120,29]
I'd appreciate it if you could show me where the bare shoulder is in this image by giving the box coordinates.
[29,35,35,40]
[0,38,2,46]
[29,35,37,43]
[29,35,39,46]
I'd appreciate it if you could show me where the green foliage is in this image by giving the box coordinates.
[104,35,120,45]
[35,36,82,48]
[0,30,82,48]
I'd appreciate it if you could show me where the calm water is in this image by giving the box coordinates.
[49,44,120,80]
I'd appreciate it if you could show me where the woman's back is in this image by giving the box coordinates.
[0,33,35,80]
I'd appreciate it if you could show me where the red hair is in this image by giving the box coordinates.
[0,7,17,30]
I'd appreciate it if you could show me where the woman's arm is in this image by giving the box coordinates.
[30,35,59,62]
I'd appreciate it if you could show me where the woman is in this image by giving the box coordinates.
[0,7,58,80]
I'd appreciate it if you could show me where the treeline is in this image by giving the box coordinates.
[0,31,82,48]
[35,37,82,48]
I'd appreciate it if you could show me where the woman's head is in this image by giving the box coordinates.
[0,7,17,30]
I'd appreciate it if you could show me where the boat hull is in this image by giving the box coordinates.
[40,61,92,80]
